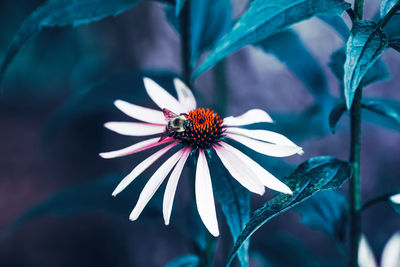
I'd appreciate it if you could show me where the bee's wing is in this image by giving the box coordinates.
[162,108,178,121]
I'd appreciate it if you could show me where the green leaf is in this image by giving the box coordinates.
[329,47,390,87]
[362,99,400,125]
[362,98,400,131]
[329,103,346,133]
[175,0,187,16]
[165,254,199,267]
[0,0,142,86]
[192,0,351,79]
[344,21,388,110]
[227,156,353,266]
[295,190,348,245]
[258,30,328,100]
[380,0,398,17]
[212,155,251,267]
[389,38,400,52]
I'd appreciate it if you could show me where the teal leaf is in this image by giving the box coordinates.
[258,30,328,100]
[362,98,400,131]
[165,254,199,267]
[361,99,400,125]
[192,0,351,79]
[175,0,187,16]
[227,156,353,266]
[329,103,346,133]
[0,0,142,86]
[212,155,251,267]
[344,21,388,110]
[380,0,398,17]
[329,47,390,87]
[389,38,400,52]
[295,190,348,245]
[318,15,350,40]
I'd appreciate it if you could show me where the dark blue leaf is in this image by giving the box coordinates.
[318,15,350,40]
[362,99,400,125]
[295,190,348,245]
[227,156,353,266]
[344,21,388,110]
[362,98,400,131]
[0,0,142,86]
[192,0,351,79]
[329,47,390,87]
[175,0,187,16]
[389,38,400,52]
[165,254,199,267]
[329,103,346,133]
[212,155,251,267]
[258,30,328,100]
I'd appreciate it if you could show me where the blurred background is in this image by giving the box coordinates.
[0,0,399,266]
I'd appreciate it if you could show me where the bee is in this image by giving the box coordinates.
[159,108,191,141]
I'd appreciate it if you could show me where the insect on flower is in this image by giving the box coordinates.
[100,77,303,236]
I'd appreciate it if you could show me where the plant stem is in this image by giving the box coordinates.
[348,86,362,267]
[378,0,400,28]
[354,0,364,20]
[179,1,191,85]
[213,59,228,117]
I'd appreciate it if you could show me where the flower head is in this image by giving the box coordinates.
[100,77,303,236]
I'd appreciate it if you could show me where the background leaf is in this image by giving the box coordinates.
[165,254,199,267]
[192,0,351,79]
[227,156,353,266]
[362,98,400,131]
[329,103,346,133]
[0,0,143,86]
[362,99,400,125]
[380,0,398,17]
[318,15,350,40]
[389,38,400,52]
[175,0,187,16]
[343,21,388,109]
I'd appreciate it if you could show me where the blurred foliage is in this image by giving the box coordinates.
[165,254,199,267]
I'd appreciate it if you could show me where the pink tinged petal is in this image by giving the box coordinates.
[129,148,185,221]
[99,137,173,159]
[196,150,219,237]
[226,133,302,157]
[389,193,400,204]
[104,122,165,136]
[173,78,196,111]
[112,142,178,196]
[358,235,378,267]
[381,232,400,267]
[226,127,298,147]
[114,100,165,124]
[213,145,265,195]
[219,141,292,195]
[223,109,273,126]
[143,77,186,114]
[163,148,191,225]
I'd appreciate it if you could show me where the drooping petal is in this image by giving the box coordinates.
[213,145,265,195]
[195,149,219,237]
[104,122,165,136]
[223,109,273,126]
[143,77,186,114]
[226,133,302,157]
[163,147,191,225]
[219,141,292,195]
[225,127,299,147]
[173,78,196,111]
[381,232,400,267]
[129,148,185,221]
[389,193,400,204]
[114,100,166,124]
[99,137,173,159]
[358,235,378,267]
[112,142,178,196]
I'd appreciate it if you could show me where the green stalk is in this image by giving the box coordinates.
[354,0,364,20]
[179,1,191,85]
[213,59,228,117]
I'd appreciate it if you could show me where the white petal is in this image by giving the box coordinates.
[112,142,177,196]
[104,122,165,136]
[223,109,273,126]
[213,145,265,195]
[99,137,173,159]
[129,148,185,221]
[227,133,302,157]
[219,141,292,195]
[143,77,186,114]
[389,193,400,204]
[173,78,196,111]
[163,147,191,225]
[358,235,378,267]
[114,100,166,124]
[195,150,219,237]
[381,232,400,267]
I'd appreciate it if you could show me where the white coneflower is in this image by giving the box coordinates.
[100,77,303,236]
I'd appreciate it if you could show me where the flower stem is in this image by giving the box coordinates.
[362,192,397,211]
[179,1,191,85]
[354,0,364,20]
[348,86,362,267]
[214,59,228,117]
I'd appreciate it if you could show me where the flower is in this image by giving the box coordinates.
[100,77,303,236]
[389,193,400,205]
[359,232,400,267]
